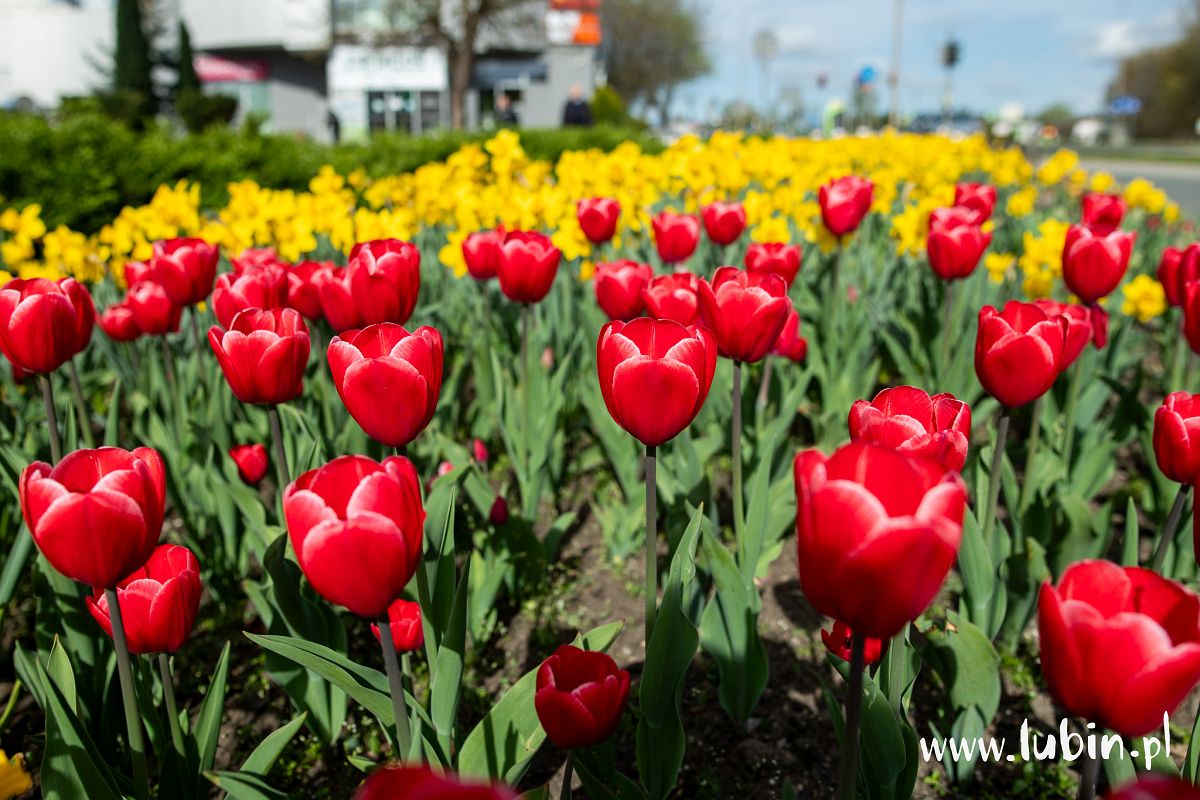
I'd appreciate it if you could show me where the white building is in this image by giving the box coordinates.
[0,0,602,141]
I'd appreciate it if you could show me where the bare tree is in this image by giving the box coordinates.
[602,0,710,127]
[374,0,540,129]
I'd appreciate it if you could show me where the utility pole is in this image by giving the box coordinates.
[941,38,960,127]
[888,0,904,127]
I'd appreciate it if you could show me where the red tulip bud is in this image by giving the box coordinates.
[701,201,747,246]
[651,212,700,264]
[577,197,621,244]
[229,443,270,485]
[0,277,95,373]
[370,598,425,653]
[86,544,202,654]
[848,386,971,473]
[819,176,874,236]
[347,239,421,326]
[820,621,884,665]
[209,308,310,405]
[535,645,630,749]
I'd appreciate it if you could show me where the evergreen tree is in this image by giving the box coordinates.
[176,21,200,96]
[114,0,154,97]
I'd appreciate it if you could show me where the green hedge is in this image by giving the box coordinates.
[0,111,662,233]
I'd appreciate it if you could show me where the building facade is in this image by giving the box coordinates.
[0,0,602,141]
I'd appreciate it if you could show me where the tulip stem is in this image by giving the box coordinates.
[1016,396,1044,521]
[886,624,907,719]
[830,244,843,339]
[268,406,290,490]
[980,412,1011,554]
[39,374,62,464]
[560,750,575,800]
[106,588,149,800]
[160,336,177,397]
[521,304,531,481]
[755,358,773,419]
[732,361,745,543]
[158,653,187,761]
[189,304,204,357]
[377,614,413,761]
[836,634,866,800]
[67,360,95,448]
[1077,744,1099,800]
[645,444,658,646]
[400,652,417,759]
[941,281,954,374]
[1151,484,1191,573]
[1061,359,1083,469]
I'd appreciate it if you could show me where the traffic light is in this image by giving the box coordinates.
[942,40,960,69]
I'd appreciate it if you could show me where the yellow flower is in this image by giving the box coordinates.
[1121,274,1166,322]
[1022,267,1055,299]
[0,749,32,800]
[984,253,1015,284]
[1006,186,1037,217]
[1089,171,1115,193]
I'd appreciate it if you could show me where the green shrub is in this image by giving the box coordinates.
[0,112,661,232]
[176,90,238,134]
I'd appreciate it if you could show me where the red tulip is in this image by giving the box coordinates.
[327,323,443,447]
[926,207,992,281]
[794,443,965,639]
[316,265,366,332]
[535,644,630,749]
[819,176,874,237]
[462,228,505,281]
[370,598,424,653]
[99,300,142,342]
[208,308,310,405]
[577,197,620,244]
[1107,775,1200,800]
[285,454,424,617]
[230,443,269,486]
[126,279,183,336]
[1158,244,1200,308]
[821,621,884,665]
[1082,192,1128,235]
[953,183,996,224]
[745,242,802,288]
[489,495,509,526]
[212,263,289,329]
[641,272,700,325]
[137,238,218,306]
[651,212,700,264]
[1153,392,1200,485]
[355,764,516,800]
[287,260,334,321]
[230,247,284,274]
[1038,560,1200,737]
[472,438,489,464]
[497,231,561,304]
[19,447,166,588]
[347,239,421,326]
[697,267,791,363]
[596,318,716,447]
[771,306,807,362]
[975,302,1067,408]
[1183,283,1200,355]
[593,260,652,321]
[702,201,747,246]
[1032,299,1094,367]
[1062,224,1135,303]
[848,386,971,472]
[86,544,201,654]
[0,277,95,373]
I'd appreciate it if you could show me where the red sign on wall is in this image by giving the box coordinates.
[196,55,269,83]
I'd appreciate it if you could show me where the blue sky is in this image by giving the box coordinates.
[677,0,1188,120]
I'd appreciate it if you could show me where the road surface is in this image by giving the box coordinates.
[1080,159,1200,217]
